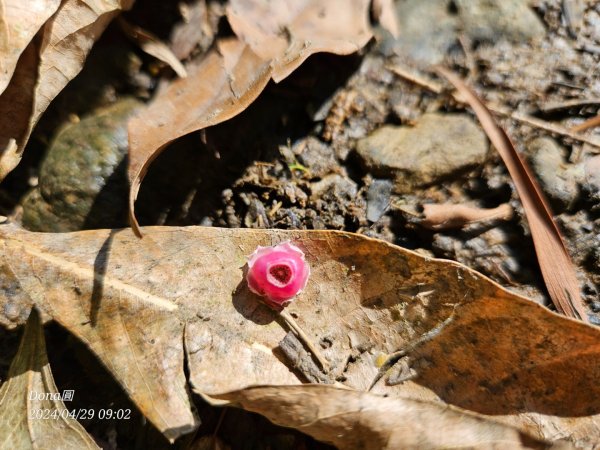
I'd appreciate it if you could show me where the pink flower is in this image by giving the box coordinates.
[246,241,310,309]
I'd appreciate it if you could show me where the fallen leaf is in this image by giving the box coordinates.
[0,309,99,449]
[420,203,513,230]
[436,67,587,322]
[226,0,372,82]
[0,0,134,180]
[210,385,568,450]
[1,224,599,446]
[127,38,271,236]
[118,17,187,78]
[128,1,373,235]
[0,0,60,95]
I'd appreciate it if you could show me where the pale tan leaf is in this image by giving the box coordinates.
[1,224,600,446]
[119,17,187,78]
[436,67,587,322]
[0,0,134,177]
[0,0,60,96]
[226,0,372,82]
[420,203,513,230]
[211,385,568,450]
[0,309,100,450]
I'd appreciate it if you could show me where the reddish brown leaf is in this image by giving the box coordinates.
[436,67,587,322]
[127,38,272,236]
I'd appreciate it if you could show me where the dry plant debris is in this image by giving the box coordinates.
[437,68,588,323]
[0,0,135,182]
[127,0,373,235]
[0,309,99,449]
[1,225,599,446]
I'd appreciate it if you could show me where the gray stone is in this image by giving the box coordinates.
[528,137,583,211]
[356,113,488,193]
[385,0,545,65]
[366,179,393,222]
[22,98,142,232]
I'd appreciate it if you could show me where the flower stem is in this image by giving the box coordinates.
[279,309,330,373]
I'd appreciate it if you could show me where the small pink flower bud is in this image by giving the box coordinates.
[246,241,310,309]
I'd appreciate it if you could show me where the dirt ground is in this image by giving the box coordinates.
[1,0,599,448]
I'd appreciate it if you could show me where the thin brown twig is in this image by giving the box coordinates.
[571,114,600,133]
[279,309,330,373]
[387,64,600,151]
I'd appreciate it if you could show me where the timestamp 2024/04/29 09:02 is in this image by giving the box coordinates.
[28,389,131,421]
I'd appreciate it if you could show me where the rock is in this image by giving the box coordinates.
[527,137,583,212]
[21,98,142,232]
[366,179,393,222]
[355,113,488,193]
[383,0,545,65]
[456,0,546,43]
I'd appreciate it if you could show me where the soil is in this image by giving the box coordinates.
[1,0,599,449]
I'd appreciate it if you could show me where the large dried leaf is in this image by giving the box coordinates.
[1,225,600,446]
[211,385,566,450]
[437,67,587,322]
[0,0,134,180]
[128,2,373,235]
[0,0,60,95]
[0,309,99,449]
[226,0,372,82]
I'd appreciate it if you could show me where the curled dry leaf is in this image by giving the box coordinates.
[0,0,60,95]
[226,0,372,82]
[420,203,513,230]
[1,225,600,446]
[436,67,587,322]
[128,1,373,235]
[210,385,567,450]
[0,309,99,449]
[118,17,187,78]
[0,0,134,181]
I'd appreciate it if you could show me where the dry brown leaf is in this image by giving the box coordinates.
[0,0,134,181]
[128,2,373,235]
[226,0,372,82]
[0,309,100,449]
[436,67,587,322]
[0,0,60,95]
[211,385,567,450]
[127,37,272,236]
[420,203,513,230]
[1,225,600,446]
[118,17,187,78]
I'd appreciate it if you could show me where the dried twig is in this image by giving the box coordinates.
[388,64,600,151]
[571,114,600,133]
[436,67,587,322]
[279,309,330,372]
